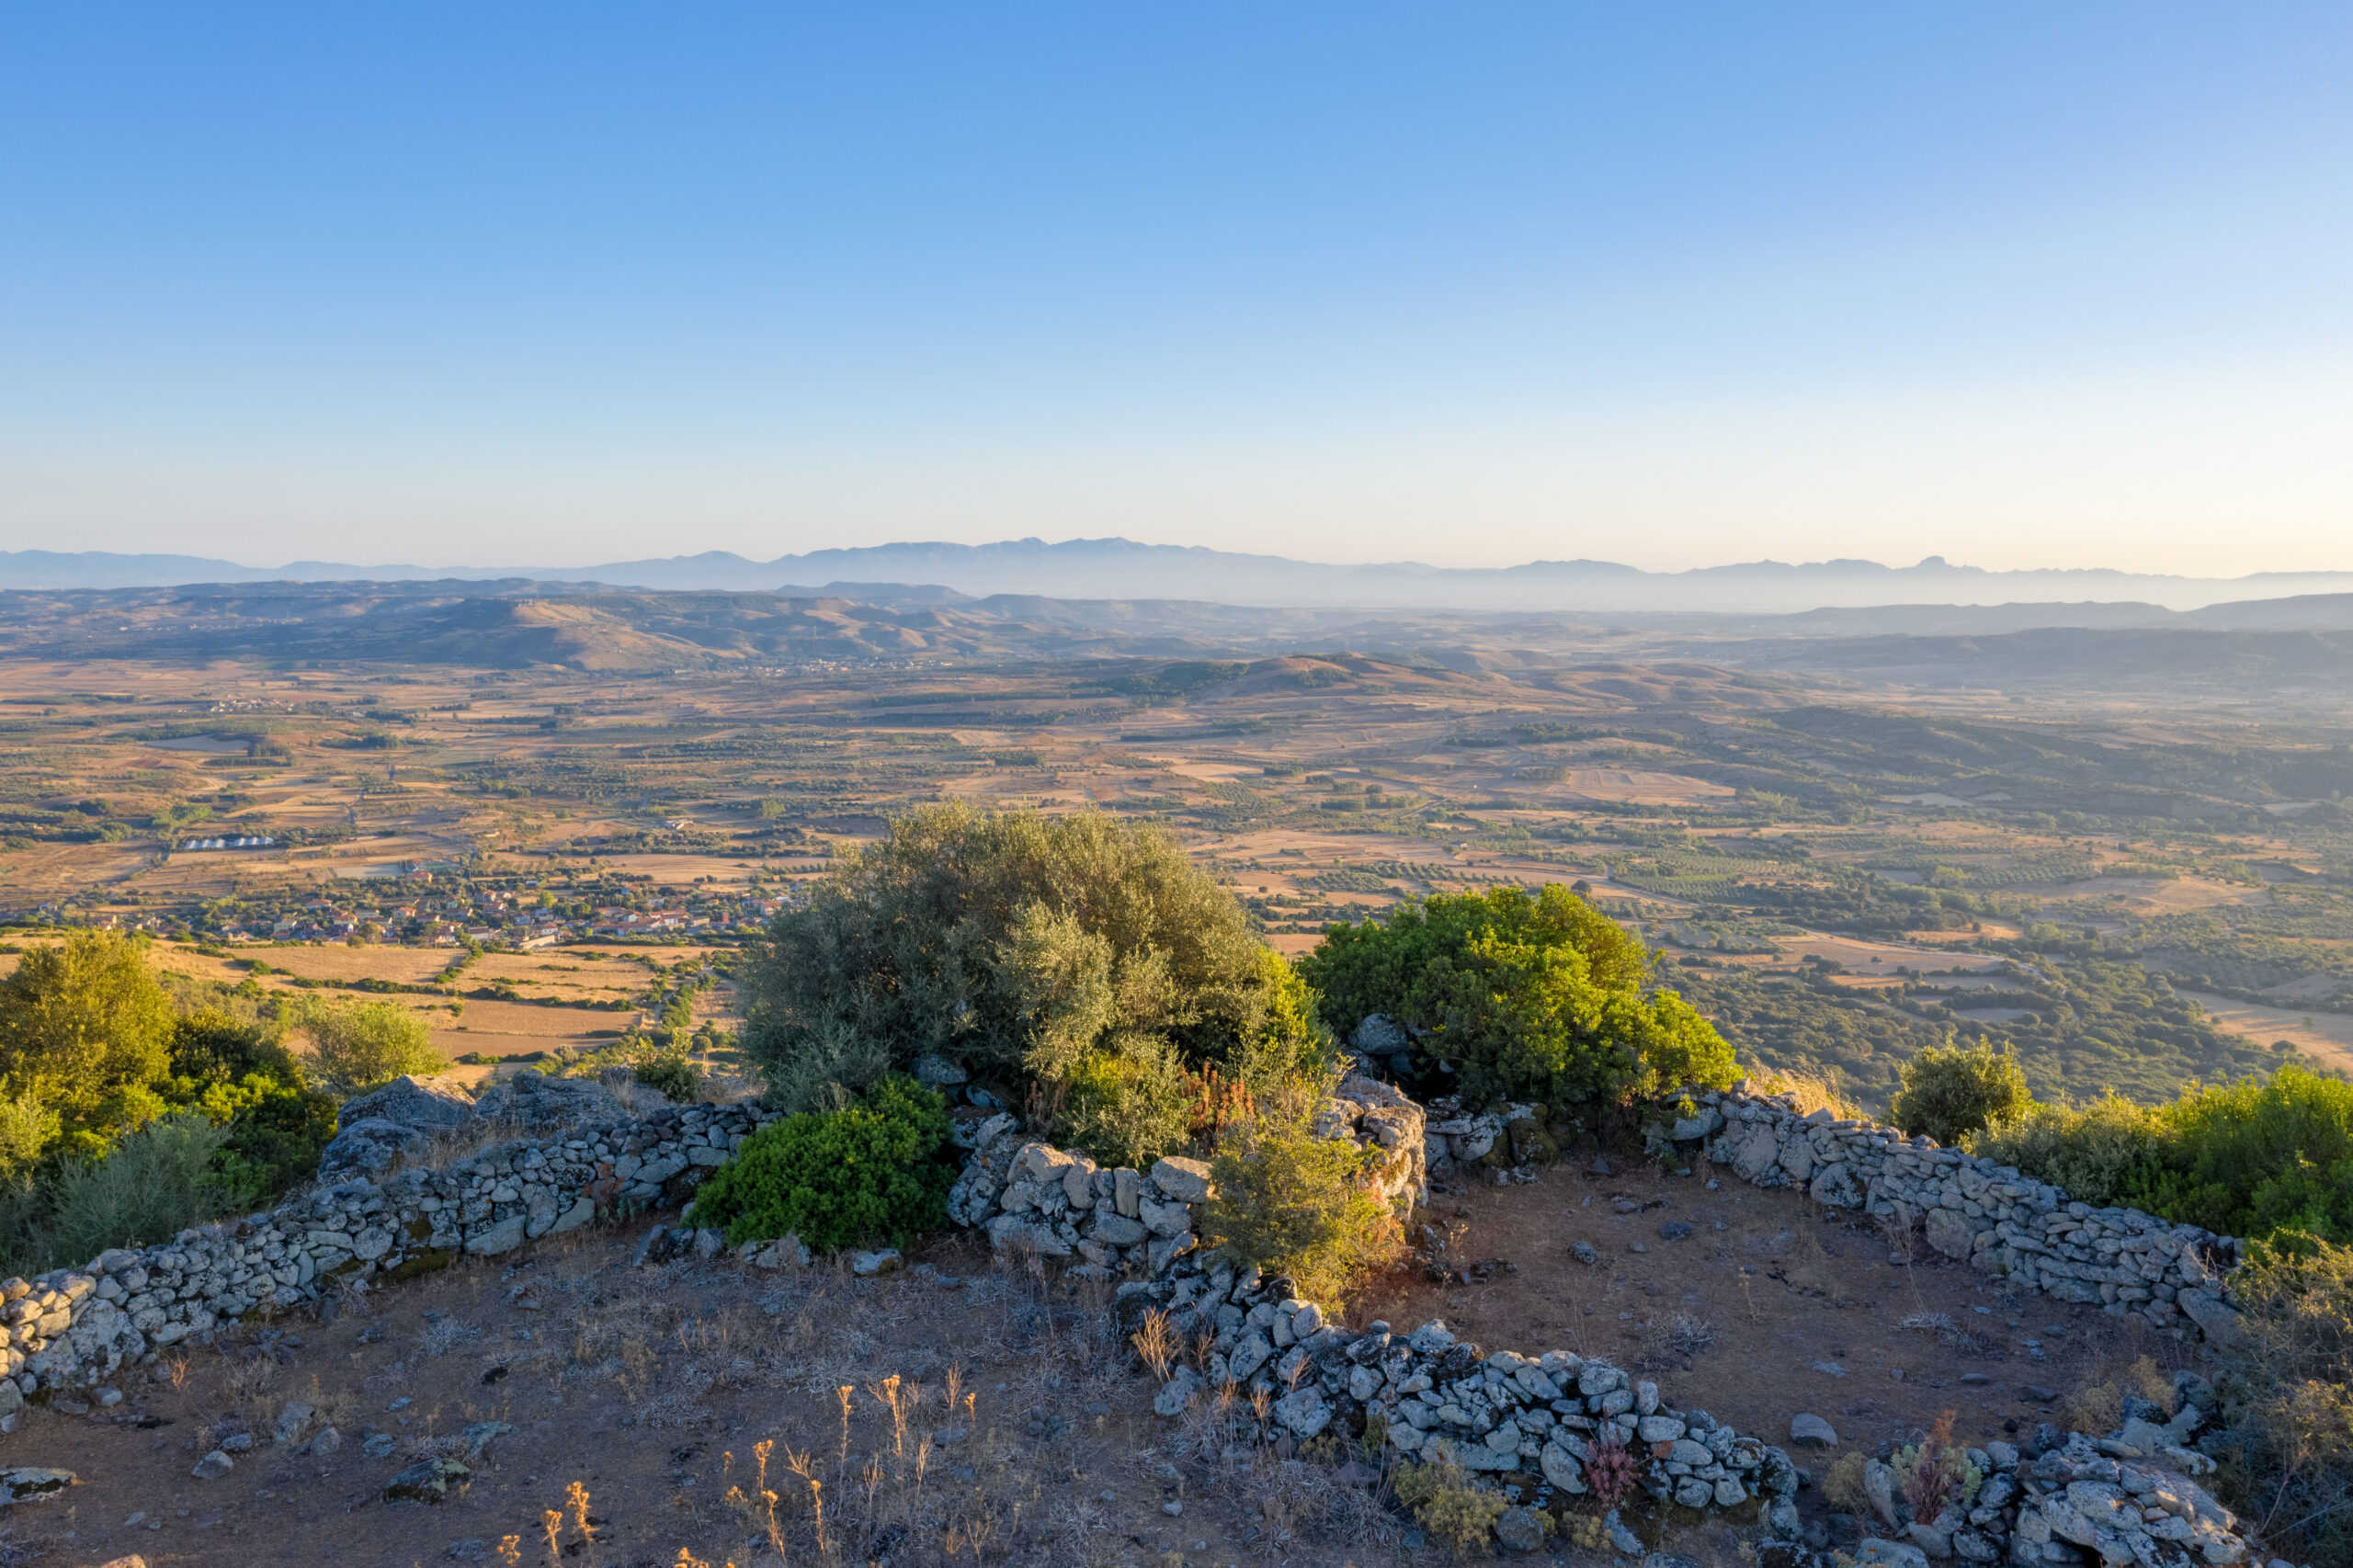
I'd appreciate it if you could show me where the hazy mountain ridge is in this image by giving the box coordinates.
[7,540,2352,613]
[7,580,2353,687]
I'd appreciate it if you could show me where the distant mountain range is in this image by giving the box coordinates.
[6,539,2351,614]
[7,577,2353,687]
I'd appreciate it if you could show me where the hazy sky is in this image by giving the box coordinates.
[5,4,2351,574]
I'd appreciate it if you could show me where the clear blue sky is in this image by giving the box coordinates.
[5,3,2350,574]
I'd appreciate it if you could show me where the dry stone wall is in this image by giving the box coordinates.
[0,1071,778,1415]
[1684,1088,2245,1344]
[948,1074,2267,1564]
[944,1072,1427,1278]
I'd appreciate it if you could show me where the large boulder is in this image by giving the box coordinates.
[471,1068,629,1131]
[336,1074,476,1134]
[316,1117,437,1181]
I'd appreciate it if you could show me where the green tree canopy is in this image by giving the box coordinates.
[1300,883,1737,1108]
[290,996,444,1096]
[0,931,176,1155]
[739,805,1281,1113]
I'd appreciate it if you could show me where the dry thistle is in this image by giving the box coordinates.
[567,1480,598,1567]
[867,1371,908,1456]
[1131,1308,1177,1381]
[496,1536,522,1568]
[540,1508,563,1565]
[835,1383,855,1463]
[784,1446,827,1554]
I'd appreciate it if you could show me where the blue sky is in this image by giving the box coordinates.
[4,4,2350,574]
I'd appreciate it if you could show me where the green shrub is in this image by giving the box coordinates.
[739,806,1273,1110]
[1301,884,1737,1108]
[291,996,444,1096]
[1891,1039,2032,1145]
[634,1053,704,1104]
[1968,1094,2166,1208]
[1969,1067,2353,1245]
[687,1075,954,1253]
[2206,1237,2353,1566]
[0,930,176,1156]
[1200,1097,1403,1303]
[1057,1035,1190,1172]
[1392,1457,1506,1555]
[40,1113,248,1267]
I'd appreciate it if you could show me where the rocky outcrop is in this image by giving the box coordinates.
[317,1069,637,1182]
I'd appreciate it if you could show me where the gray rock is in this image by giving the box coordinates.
[1138,1197,1192,1237]
[1273,1385,1331,1438]
[464,1216,528,1256]
[1854,1540,1930,1568]
[1790,1414,1839,1448]
[1864,1458,1899,1525]
[1643,1555,1700,1568]
[275,1400,315,1445]
[1811,1162,1866,1209]
[468,1070,628,1133]
[362,1432,399,1458]
[447,1541,488,1562]
[1731,1126,1782,1182]
[460,1421,513,1460]
[1148,1156,1213,1203]
[308,1426,344,1456]
[384,1458,471,1504]
[912,1054,968,1086]
[1495,1505,1546,1552]
[1153,1368,1201,1417]
[1658,1221,1692,1241]
[191,1450,233,1480]
[1088,1213,1147,1246]
[315,1117,436,1181]
[2177,1287,2244,1346]
[850,1249,903,1278]
[1924,1207,1978,1261]
[338,1074,477,1134]
[1350,1013,1410,1053]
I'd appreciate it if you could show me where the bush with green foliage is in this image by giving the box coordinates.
[1302,883,1737,1108]
[40,1113,251,1267]
[0,931,176,1158]
[634,1053,705,1104]
[291,995,445,1096]
[1969,1066,2353,1245]
[164,1009,337,1197]
[2205,1237,2353,1566]
[687,1075,955,1253]
[1199,1051,1403,1302]
[739,805,1289,1118]
[1890,1039,2032,1145]
[1391,1457,1507,1554]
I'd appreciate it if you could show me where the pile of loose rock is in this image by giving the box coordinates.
[944,1071,1426,1279]
[1791,1419,2260,1568]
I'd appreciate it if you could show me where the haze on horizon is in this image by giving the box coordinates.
[5,4,2352,578]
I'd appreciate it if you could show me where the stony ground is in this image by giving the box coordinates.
[0,1163,2184,1568]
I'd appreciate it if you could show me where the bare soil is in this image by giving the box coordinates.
[0,1162,2185,1568]
[1348,1160,2166,1463]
